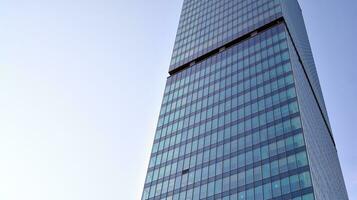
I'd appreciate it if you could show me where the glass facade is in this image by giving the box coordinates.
[142,0,348,200]
[169,0,283,71]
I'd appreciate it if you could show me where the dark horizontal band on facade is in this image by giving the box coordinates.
[168,17,285,76]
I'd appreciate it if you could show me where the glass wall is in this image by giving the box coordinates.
[142,24,314,200]
[169,0,282,71]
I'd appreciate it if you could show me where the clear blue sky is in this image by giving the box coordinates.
[0,0,355,200]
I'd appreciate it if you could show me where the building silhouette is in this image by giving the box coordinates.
[142,0,349,199]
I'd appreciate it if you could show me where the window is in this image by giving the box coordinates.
[246,168,254,184]
[246,188,254,200]
[294,134,305,148]
[246,151,253,165]
[282,51,290,61]
[279,158,288,173]
[202,166,209,180]
[216,161,223,175]
[210,147,217,161]
[262,163,271,179]
[238,191,246,200]
[231,156,238,170]
[195,169,202,182]
[255,186,263,199]
[223,176,230,192]
[261,145,269,160]
[287,154,297,170]
[224,142,231,155]
[286,99,297,112]
[277,140,285,154]
[174,176,181,190]
[215,179,222,194]
[296,152,308,167]
[281,177,291,195]
[302,193,315,200]
[238,154,245,168]
[200,183,207,198]
[272,180,281,197]
[223,159,230,173]
[238,171,245,186]
[286,136,294,151]
[290,175,300,192]
[253,148,261,162]
[209,164,216,178]
[271,160,279,176]
[263,183,272,199]
[231,140,238,153]
[254,166,262,181]
[253,132,260,145]
[269,142,277,157]
[291,117,302,130]
[230,174,238,189]
[300,172,312,188]
[188,172,195,185]
[207,181,215,197]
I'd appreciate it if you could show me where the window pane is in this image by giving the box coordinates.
[263,183,272,199]
[300,172,312,188]
[281,177,291,195]
[290,175,300,192]
[297,152,308,167]
[272,180,281,197]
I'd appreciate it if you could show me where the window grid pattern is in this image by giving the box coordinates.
[169,0,282,71]
[142,24,314,200]
[159,25,289,141]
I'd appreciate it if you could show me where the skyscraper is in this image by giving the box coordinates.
[141,0,349,199]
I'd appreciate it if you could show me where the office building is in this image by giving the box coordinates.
[141,1,349,199]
